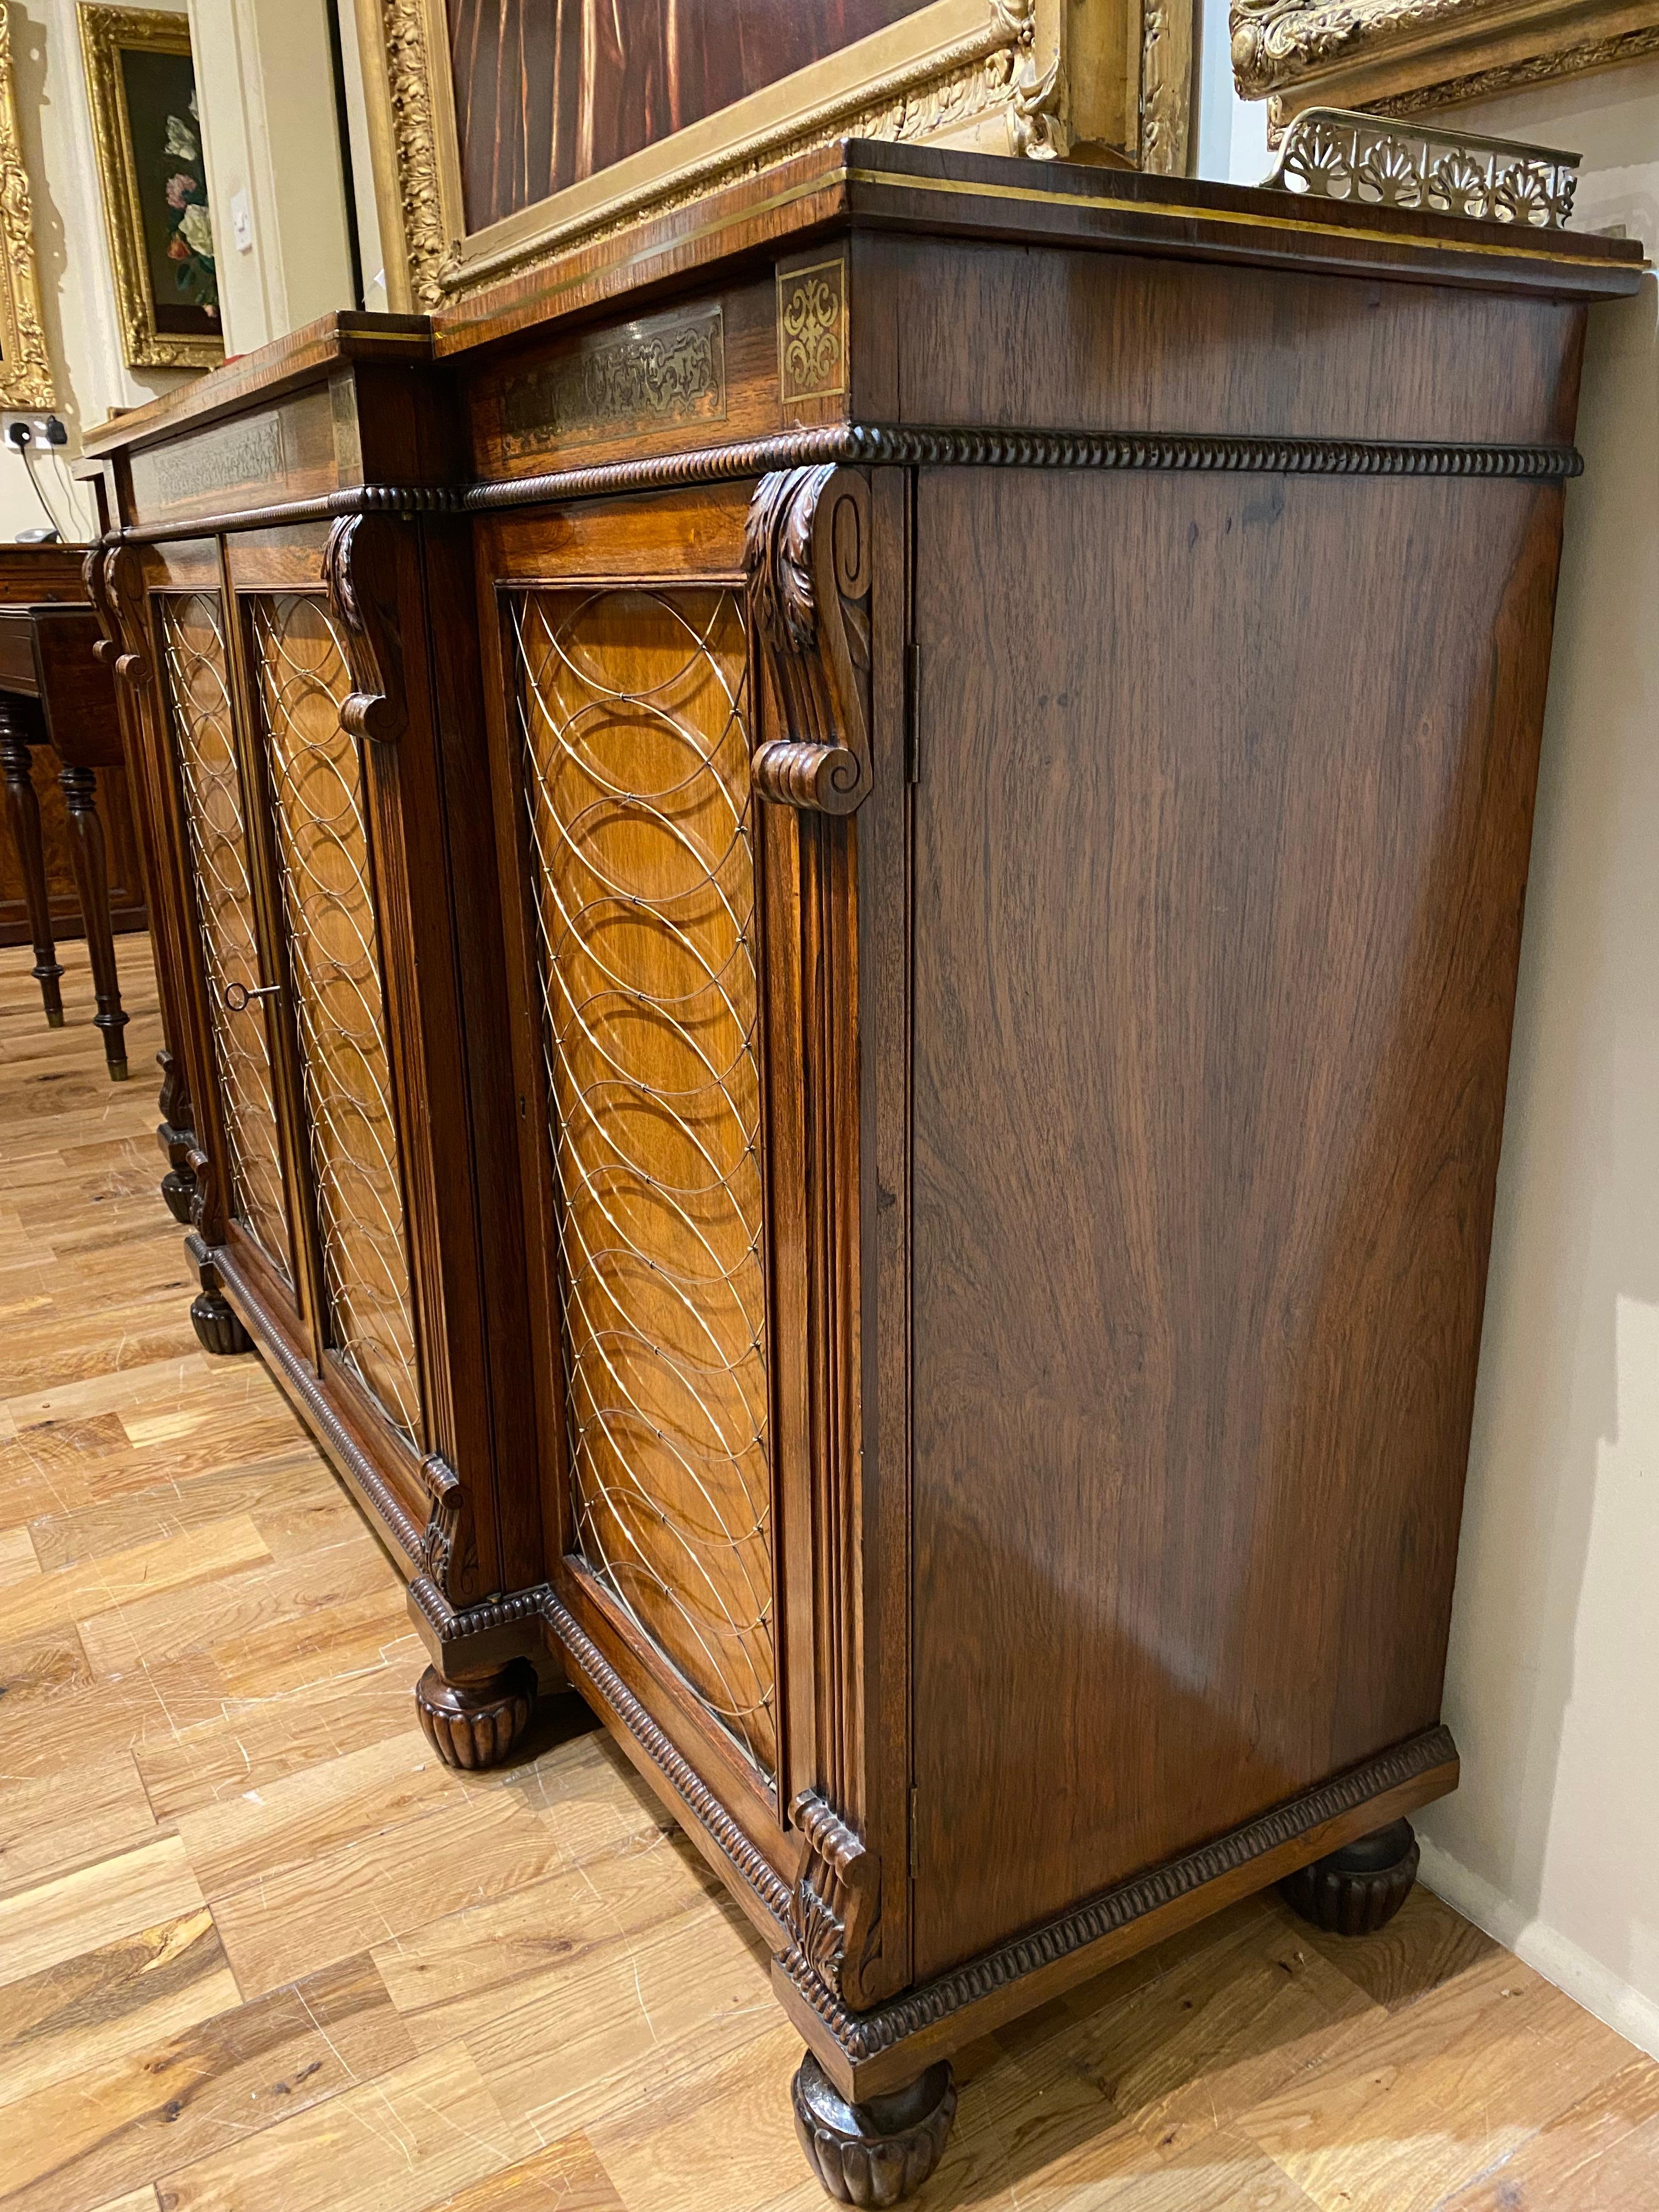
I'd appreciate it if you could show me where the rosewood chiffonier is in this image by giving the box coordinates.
[85,137,1641,2200]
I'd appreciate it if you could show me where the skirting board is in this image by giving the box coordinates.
[1417,1833,1659,2063]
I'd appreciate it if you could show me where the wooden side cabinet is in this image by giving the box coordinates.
[85,141,1644,2197]
[87,329,550,1757]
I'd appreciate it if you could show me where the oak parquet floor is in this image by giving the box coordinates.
[0,936,1654,2210]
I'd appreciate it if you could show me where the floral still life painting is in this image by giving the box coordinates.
[79,7,223,370]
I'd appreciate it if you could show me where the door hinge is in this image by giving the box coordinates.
[904,642,921,785]
[909,1785,920,1880]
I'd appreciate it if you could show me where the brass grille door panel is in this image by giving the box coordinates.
[510,586,776,1778]
[156,592,293,1280]
[249,594,424,1448]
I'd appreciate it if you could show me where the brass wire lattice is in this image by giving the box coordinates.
[249,594,423,1448]
[156,593,292,1277]
[510,586,777,1777]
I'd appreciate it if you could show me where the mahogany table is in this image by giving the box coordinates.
[0,599,132,1078]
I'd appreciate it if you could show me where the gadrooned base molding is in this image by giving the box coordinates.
[415,1661,537,1771]
[792,2051,957,2207]
[1279,1816,1420,1937]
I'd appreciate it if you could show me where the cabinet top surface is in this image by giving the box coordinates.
[83,138,1641,462]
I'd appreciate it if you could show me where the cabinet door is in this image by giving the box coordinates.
[154,589,297,1290]
[500,567,779,1790]
[244,590,426,1456]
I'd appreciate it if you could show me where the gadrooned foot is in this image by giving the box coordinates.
[1279,1816,1419,1937]
[161,1167,196,1224]
[792,2052,956,2207]
[415,1661,536,1771]
[189,1289,253,1356]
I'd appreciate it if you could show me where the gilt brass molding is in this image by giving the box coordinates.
[1262,106,1580,224]
[1232,0,1659,128]
[0,4,53,407]
[354,0,1197,320]
[78,5,223,371]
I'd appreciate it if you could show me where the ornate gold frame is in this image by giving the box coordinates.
[0,3,53,406]
[1233,0,1659,128]
[355,0,1194,318]
[78,3,223,371]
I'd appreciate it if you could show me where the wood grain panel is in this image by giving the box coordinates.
[909,466,1560,1977]
[155,592,293,1278]
[508,584,776,1776]
[247,593,422,1448]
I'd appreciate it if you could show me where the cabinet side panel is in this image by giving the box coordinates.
[909,465,1560,1977]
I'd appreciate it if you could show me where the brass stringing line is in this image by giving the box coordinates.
[156,594,291,1277]
[249,594,422,1450]
[510,585,776,1768]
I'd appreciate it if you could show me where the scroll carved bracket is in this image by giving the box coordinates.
[744,466,873,816]
[789,1789,883,2011]
[322,514,408,744]
[101,544,151,692]
[417,1452,470,1600]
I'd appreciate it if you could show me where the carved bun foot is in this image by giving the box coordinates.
[1280,1817,1419,1937]
[161,1167,196,1224]
[189,1289,252,1356]
[792,2052,956,2207]
[415,1661,535,1771]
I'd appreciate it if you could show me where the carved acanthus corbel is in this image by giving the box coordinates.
[417,1453,466,1598]
[744,466,873,816]
[789,1789,883,2009]
[101,543,151,693]
[322,514,408,743]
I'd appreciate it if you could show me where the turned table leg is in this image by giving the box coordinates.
[58,763,129,1080]
[793,2053,957,2207]
[0,704,63,1027]
[1280,1817,1420,1936]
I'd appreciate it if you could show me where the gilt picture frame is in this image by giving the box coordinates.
[0,3,54,407]
[78,4,222,371]
[354,0,1192,320]
[1232,0,1659,130]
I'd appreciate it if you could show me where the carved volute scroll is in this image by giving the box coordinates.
[417,1452,468,1599]
[791,1788,883,2011]
[745,466,872,815]
[321,513,408,744]
[101,543,152,693]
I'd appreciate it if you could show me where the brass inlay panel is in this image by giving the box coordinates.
[498,304,727,460]
[510,585,776,1778]
[156,591,292,1277]
[777,256,848,405]
[249,592,422,1448]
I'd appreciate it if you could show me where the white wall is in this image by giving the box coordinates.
[1197,50,1659,2055]
[184,0,359,353]
[2,0,196,542]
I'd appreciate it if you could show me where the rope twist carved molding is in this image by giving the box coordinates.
[781,1725,1459,2061]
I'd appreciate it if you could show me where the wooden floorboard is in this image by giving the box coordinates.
[0,935,1653,2210]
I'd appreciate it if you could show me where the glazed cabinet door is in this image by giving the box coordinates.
[480,468,911,2002]
[152,584,301,1308]
[241,588,425,1456]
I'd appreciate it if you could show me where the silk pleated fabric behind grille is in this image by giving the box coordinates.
[510,586,777,1778]
[156,592,293,1279]
[249,594,423,1449]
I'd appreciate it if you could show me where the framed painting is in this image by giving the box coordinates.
[78,5,222,371]
[355,0,1190,318]
[1233,0,1659,130]
[0,3,53,406]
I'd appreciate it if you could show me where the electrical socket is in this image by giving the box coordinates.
[2,411,66,450]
